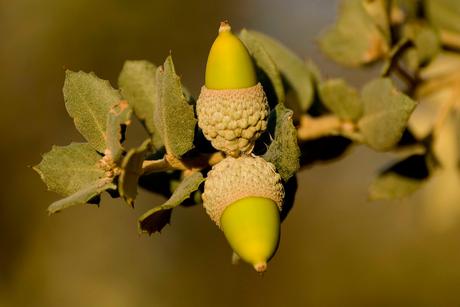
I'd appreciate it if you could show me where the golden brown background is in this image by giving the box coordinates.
[2,0,460,306]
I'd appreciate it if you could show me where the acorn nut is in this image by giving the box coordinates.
[203,155,284,272]
[197,21,269,156]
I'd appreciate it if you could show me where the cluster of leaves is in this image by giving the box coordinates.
[35,0,460,234]
[316,0,460,200]
[34,51,300,233]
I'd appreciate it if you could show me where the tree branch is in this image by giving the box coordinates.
[297,115,362,142]
[142,114,365,176]
[440,29,460,51]
[433,84,460,138]
[141,152,224,175]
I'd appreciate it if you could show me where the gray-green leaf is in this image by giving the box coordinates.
[241,30,314,112]
[119,139,152,207]
[264,104,300,181]
[319,78,363,121]
[362,0,390,41]
[319,0,389,66]
[239,29,285,104]
[47,179,116,214]
[359,78,417,151]
[403,21,440,69]
[154,56,196,158]
[138,172,204,234]
[118,60,164,150]
[426,0,460,35]
[369,154,430,200]
[63,70,122,153]
[105,100,132,162]
[34,143,107,196]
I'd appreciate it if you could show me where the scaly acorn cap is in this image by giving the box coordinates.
[196,83,269,156]
[202,155,284,227]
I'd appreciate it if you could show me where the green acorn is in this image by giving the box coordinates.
[197,21,269,157]
[203,155,284,272]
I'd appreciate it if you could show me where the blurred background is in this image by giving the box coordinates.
[2,0,460,306]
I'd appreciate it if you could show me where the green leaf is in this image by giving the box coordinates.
[319,79,362,121]
[47,179,116,214]
[241,30,314,112]
[359,78,417,151]
[154,56,196,158]
[239,29,285,104]
[34,143,107,196]
[105,100,132,162]
[380,38,414,76]
[138,172,204,234]
[369,154,430,200]
[426,0,460,34]
[263,104,300,181]
[63,70,122,153]
[319,0,389,66]
[402,21,440,69]
[118,60,164,150]
[118,139,152,207]
[305,59,323,85]
[392,0,420,21]
[362,0,390,41]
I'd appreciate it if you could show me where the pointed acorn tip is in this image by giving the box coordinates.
[219,20,231,34]
[254,262,267,273]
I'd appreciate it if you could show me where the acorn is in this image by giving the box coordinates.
[197,21,269,156]
[203,155,284,272]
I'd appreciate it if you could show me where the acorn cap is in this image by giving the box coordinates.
[202,155,284,227]
[196,83,269,156]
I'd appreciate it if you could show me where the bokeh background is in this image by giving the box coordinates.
[2,0,460,306]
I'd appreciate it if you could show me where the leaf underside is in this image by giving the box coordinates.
[154,56,196,158]
[63,70,122,153]
[34,143,106,196]
[264,104,300,181]
[138,172,204,234]
[319,0,389,66]
[105,100,132,162]
[239,29,285,104]
[241,30,314,113]
[359,78,417,151]
[47,179,116,214]
[118,60,164,150]
[369,154,431,200]
[119,139,152,207]
[319,78,362,121]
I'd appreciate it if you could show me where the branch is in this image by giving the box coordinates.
[417,71,460,138]
[432,83,460,138]
[142,114,364,176]
[297,115,363,142]
[141,157,173,174]
[440,29,460,51]
[141,152,224,175]
[416,71,460,98]
[381,39,414,77]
